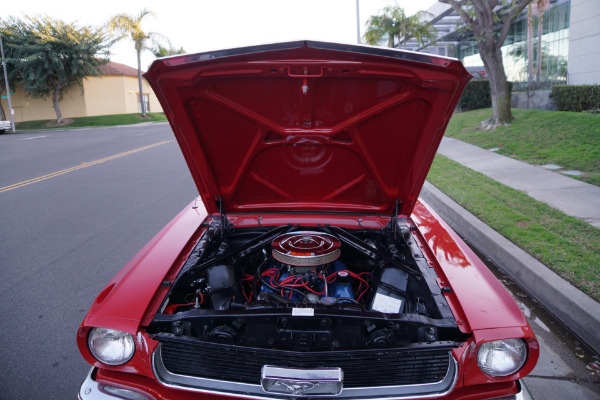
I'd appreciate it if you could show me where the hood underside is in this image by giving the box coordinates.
[145,41,470,216]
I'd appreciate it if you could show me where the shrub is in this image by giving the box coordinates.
[552,85,600,112]
[458,80,513,111]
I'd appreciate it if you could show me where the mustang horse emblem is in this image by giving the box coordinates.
[272,380,325,395]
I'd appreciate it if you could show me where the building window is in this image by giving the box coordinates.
[138,93,150,113]
[458,1,570,88]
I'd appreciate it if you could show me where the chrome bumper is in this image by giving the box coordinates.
[79,366,532,400]
[483,380,531,400]
[515,380,533,400]
[78,367,152,400]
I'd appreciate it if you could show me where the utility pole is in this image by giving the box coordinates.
[0,34,15,133]
[356,0,361,44]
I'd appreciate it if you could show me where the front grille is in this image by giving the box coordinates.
[158,336,452,388]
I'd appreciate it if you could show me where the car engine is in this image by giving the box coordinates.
[148,220,463,351]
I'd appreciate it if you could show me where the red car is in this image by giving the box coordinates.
[77,41,538,400]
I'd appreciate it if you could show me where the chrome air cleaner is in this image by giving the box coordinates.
[272,231,341,267]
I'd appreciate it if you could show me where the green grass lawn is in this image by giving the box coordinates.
[427,154,600,302]
[15,112,168,131]
[445,108,600,186]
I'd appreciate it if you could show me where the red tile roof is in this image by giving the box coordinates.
[97,61,141,77]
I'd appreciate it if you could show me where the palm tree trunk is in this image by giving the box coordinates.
[527,5,534,109]
[536,14,544,86]
[527,6,534,88]
[137,49,146,117]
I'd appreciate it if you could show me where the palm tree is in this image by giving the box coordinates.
[363,5,436,50]
[527,4,534,92]
[151,44,185,58]
[533,0,550,86]
[108,9,165,117]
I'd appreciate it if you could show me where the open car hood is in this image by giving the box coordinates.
[145,41,470,216]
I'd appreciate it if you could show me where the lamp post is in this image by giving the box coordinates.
[0,34,15,133]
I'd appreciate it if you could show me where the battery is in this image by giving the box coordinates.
[370,267,408,314]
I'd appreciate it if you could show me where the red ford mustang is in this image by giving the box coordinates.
[77,41,538,400]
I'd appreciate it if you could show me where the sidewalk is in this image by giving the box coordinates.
[11,120,169,134]
[437,137,600,229]
[422,136,600,354]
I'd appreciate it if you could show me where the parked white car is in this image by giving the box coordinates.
[0,120,10,133]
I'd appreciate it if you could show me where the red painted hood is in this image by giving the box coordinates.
[145,41,470,216]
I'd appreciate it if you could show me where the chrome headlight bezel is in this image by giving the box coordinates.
[477,339,528,377]
[88,327,135,366]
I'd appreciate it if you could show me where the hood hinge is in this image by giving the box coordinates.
[215,196,230,239]
[391,199,403,235]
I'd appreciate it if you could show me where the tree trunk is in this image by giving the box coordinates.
[479,43,513,130]
[52,86,63,124]
[536,14,544,86]
[137,49,146,117]
[527,4,534,107]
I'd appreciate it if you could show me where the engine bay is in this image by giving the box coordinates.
[148,219,464,351]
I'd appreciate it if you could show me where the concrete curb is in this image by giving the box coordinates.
[8,121,170,135]
[420,181,600,354]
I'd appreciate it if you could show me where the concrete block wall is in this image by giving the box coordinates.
[511,90,557,110]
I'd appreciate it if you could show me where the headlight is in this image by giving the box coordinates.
[477,339,527,377]
[88,328,135,366]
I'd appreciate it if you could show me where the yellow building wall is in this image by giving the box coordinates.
[120,76,163,114]
[1,85,88,123]
[83,75,163,116]
[1,75,162,123]
[83,76,127,116]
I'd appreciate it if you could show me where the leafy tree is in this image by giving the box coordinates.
[151,44,185,58]
[0,16,109,123]
[364,5,436,49]
[439,0,533,130]
[108,9,168,117]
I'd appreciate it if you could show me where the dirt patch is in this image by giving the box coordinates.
[515,220,531,227]
[46,118,74,127]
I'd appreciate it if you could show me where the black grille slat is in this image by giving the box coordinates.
[158,338,452,388]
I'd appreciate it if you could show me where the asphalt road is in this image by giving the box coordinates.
[0,124,198,399]
[0,124,597,399]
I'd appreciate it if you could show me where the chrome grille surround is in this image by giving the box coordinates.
[152,343,458,400]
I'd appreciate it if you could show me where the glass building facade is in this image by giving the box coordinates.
[458,1,570,88]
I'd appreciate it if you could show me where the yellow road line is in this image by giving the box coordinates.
[0,140,174,194]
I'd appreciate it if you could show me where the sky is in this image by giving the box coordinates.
[4,0,437,70]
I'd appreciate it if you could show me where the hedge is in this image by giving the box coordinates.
[551,85,600,112]
[458,80,513,111]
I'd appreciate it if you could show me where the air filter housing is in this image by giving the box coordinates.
[272,231,341,268]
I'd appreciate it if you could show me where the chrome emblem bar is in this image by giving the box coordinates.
[261,366,343,397]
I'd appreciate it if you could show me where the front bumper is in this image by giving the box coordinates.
[79,368,153,400]
[78,367,532,400]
